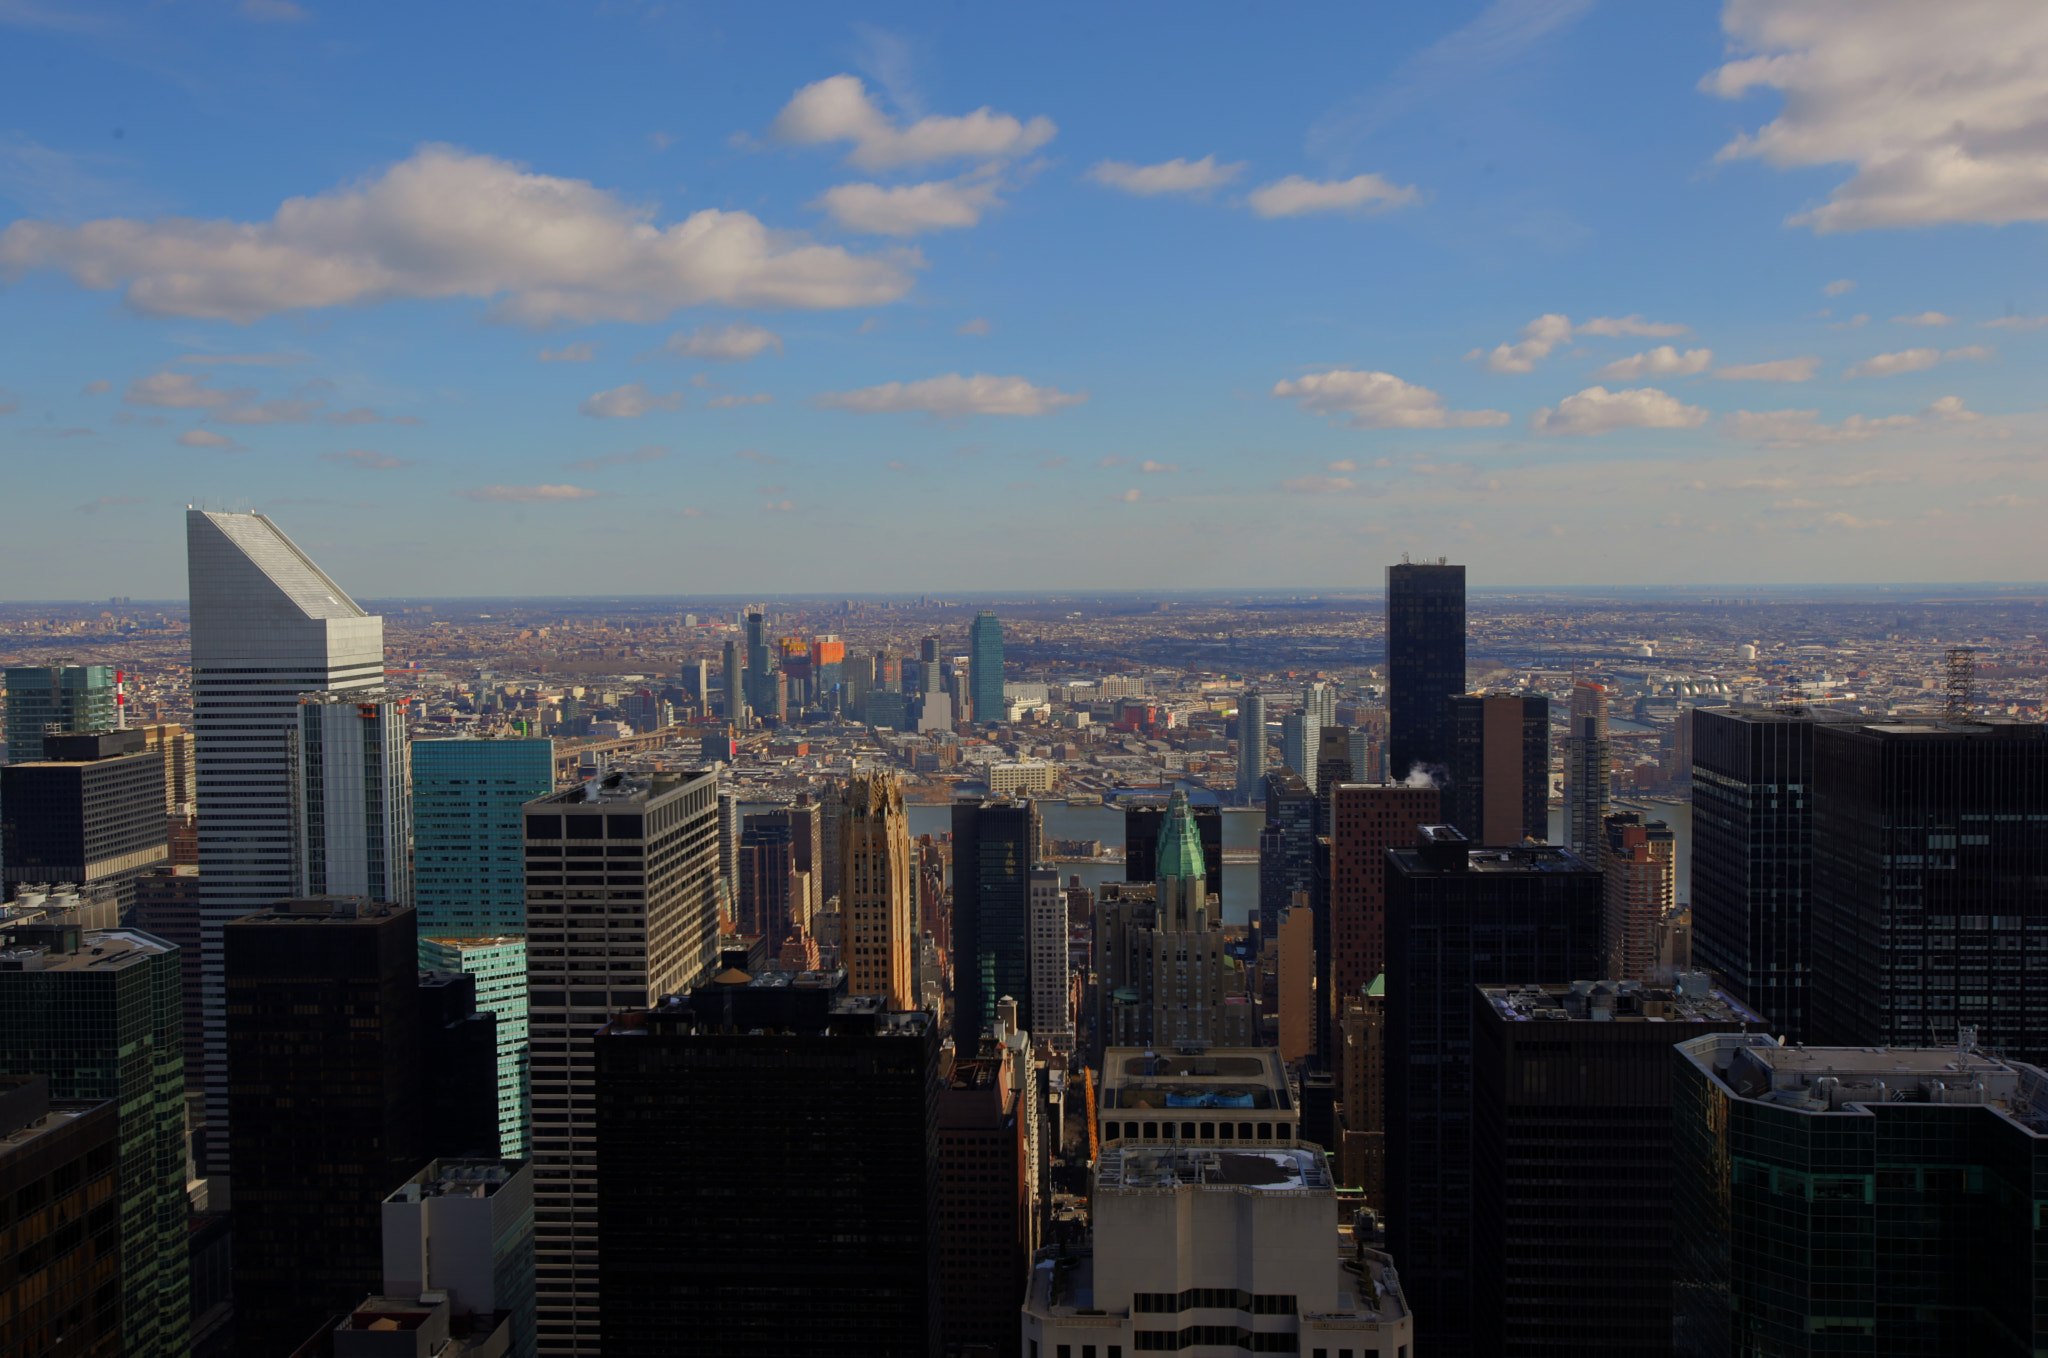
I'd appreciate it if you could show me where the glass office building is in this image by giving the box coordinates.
[413,736,554,938]
[421,935,532,1159]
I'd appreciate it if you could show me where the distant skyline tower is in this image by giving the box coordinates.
[1564,681,1613,855]
[1386,559,1466,781]
[721,638,743,727]
[919,635,940,694]
[744,611,771,713]
[1235,688,1268,806]
[4,663,119,762]
[290,690,413,905]
[1282,708,1322,792]
[840,770,916,1009]
[186,508,383,1174]
[968,611,1004,723]
[951,797,1040,1045]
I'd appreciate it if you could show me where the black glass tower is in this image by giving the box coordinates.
[1386,561,1466,781]
[1257,769,1316,937]
[951,798,1040,1045]
[1385,827,1603,1358]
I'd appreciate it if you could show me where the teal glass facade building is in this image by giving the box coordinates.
[413,736,554,937]
[421,935,532,1159]
[4,664,119,762]
[968,611,1004,724]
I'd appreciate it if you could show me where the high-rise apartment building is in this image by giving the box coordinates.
[0,925,187,1358]
[1326,782,1441,1024]
[720,639,743,726]
[840,770,915,1009]
[968,610,1004,724]
[811,636,845,709]
[1563,680,1613,856]
[1256,769,1315,936]
[1674,1034,2048,1356]
[420,935,532,1160]
[1280,708,1321,792]
[1474,980,1764,1356]
[593,977,941,1357]
[1303,680,1337,730]
[413,735,554,939]
[289,690,412,905]
[1313,723,1365,830]
[1808,717,2048,1058]
[743,611,770,714]
[1028,867,1072,1052]
[0,1080,122,1358]
[521,769,721,1356]
[735,811,794,940]
[1,729,169,910]
[187,509,383,1172]
[1385,827,1603,1358]
[940,1048,1032,1355]
[1386,559,1466,780]
[223,896,425,1358]
[4,664,119,763]
[1447,691,1549,844]
[1601,810,1676,981]
[1337,976,1388,1198]
[1235,688,1267,806]
[951,797,1040,1045]
[1689,706,1820,1038]
[137,722,195,814]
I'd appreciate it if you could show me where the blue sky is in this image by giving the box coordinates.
[2,0,2044,597]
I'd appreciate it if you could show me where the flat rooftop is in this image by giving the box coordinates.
[0,927,176,973]
[1097,1145,1331,1193]
[1684,1033,2048,1127]
[386,1158,523,1204]
[1099,1047,1290,1112]
[1482,977,1765,1027]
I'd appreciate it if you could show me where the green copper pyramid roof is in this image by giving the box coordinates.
[1156,789,1207,881]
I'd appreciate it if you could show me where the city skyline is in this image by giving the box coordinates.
[4,3,2046,596]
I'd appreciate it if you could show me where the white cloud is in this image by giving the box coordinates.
[1280,475,1357,494]
[1470,313,1689,373]
[1824,278,1857,296]
[705,393,773,408]
[1832,313,1871,328]
[1086,155,1246,196]
[1272,369,1509,429]
[1590,346,1713,381]
[1893,311,1956,326]
[662,321,783,361]
[80,379,109,394]
[1985,314,2048,330]
[321,449,411,470]
[0,144,913,323]
[1328,459,1358,472]
[1704,0,2048,231]
[767,74,1055,170]
[213,397,322,425]
[454,484,600,503]
[1530,386,1708,436]
[1140,460,1178,473]
[1247,173,1419,218]
[539,342,597,362]
[957,317,990,336]
[1120,488,1142,503]
[1723,395,1979,445]
[1845,345,1992,377]
[176,429,239,448]
[1715,356,1820,382]
[580,383,684,417]
[812,373,1085,417]
[817,174,1002,236]
[126,371,251,408]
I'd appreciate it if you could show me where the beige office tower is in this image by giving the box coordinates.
[1564,680,1613,855]
[522,768,722,1358]
[138,723,196,812]
[1601,810,1677,981]
[840,770,915,1010]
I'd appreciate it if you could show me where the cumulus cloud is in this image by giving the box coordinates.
[1120,488,1142,503]
[539,342,597,362]
[1272,369,1508,429]
[0,144,914,324]
[1723,395,1979,445]
[1704,0,2048,231]
[1824,278,1857,296]
[1469,313,1689,373]
[454,484,600,503]
[320,449,411,469]
[1140,460,1178,473]
[126,371,251,408]
[705,393,773,408]
[1328,459,1357,472]
[1086,155,1246,196]
[1844,345,1991,378]
[1715,356,1821,382]
[1247,173,1419,218]
[176,429,239,448]
[957,317,991,336]
[767,74,1054,170]
[1280,475,1357,494]
[1529,386,1709,436]
[1985,314,2048,330]
[1893,311,1955,327]
[812,372,1086,417]
[817,173,1003,236]
[661,320,783,361]
[214,397,322,425]
[1590,346,1713,381]
[567,445,669,472]
[580,383,684,417]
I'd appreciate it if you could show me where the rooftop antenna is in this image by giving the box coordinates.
[1944,647,1974,718]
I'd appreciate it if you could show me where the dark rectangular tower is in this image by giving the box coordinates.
[1125,799,1224,904]
[1386,560,1466,781]
[952,797,1041,1045]
[1447,691,1549,845]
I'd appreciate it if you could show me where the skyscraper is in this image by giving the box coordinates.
[593,979,941,1356]
[1807,717,2048,1058]
[289,689,412,905]
[744,610,770,713]
[1303,679,1337,729]
[187,508,383,1172]
[736,811,795,939]
[1028,868,1071,1052]
[4,664,119,763]
[919,634,939,694]
[521,769,722,1356]
[1447,690,1549,844]
[1281,707,1322,792]
[951,796,1039,1045]
[720,638,743,726]
[0,924,188,1358]
[420,935,532,1160]
[1125,797,1225,903]
[413,735,554,938]
[1234,688,1268,806]
[1327,780,1441,1044]
[968,610,1004,724]
[1,729,169,911]
[1600,810,1676,981]
[1256,769,1315,936]
[1689,706,1821,1037]
[1386,559,1466,780]
[1563,680,1613,856]
[840,770,916,1009]
[0,1080,123,1358]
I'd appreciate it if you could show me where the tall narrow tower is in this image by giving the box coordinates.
[186,509,382,1172]
[840,770,916,1010]
[1386,560,1466,780]
[1564,681,1612,856]
[969,611,1004,724]
[290,691,412,906]
[1235,689,1268,806]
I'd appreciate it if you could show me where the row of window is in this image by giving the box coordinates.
[1103,1119,1292,1141]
